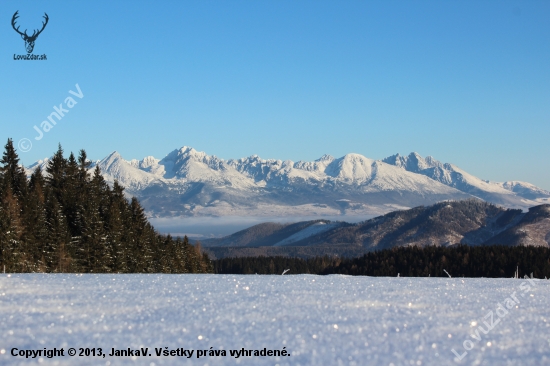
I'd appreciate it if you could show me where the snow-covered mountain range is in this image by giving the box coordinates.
[26,148,550,219]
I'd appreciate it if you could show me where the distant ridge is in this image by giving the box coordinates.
[202,201,550,259]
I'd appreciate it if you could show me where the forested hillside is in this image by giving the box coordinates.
[0,139,212,273]
[204,200,550,260]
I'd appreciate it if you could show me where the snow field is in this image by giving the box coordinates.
[1,274,549,365]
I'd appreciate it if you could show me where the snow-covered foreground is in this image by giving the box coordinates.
[1,275,549,366]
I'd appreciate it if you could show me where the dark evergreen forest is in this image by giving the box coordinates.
[0,139,212,273]
[213,245,550,278]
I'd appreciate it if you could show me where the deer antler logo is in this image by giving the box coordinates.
[11,11,49,54]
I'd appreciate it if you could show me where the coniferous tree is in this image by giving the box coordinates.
[22,168,48,271]
[129,197,154,272]
[63,153,81,237]
[0,138,28,200]
[105,181,128,272]
[83,166,112,272]
[0,186,25,272]
[44,193,72,272]
[45,144,67,205]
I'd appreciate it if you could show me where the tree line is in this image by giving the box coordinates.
[0,139,212,273]
[213,245,550,278]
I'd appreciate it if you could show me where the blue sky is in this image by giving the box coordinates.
[1,1,549,189]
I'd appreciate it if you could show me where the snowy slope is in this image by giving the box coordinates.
[24,158,50,175]
[384,152,550,208]
[273,221,341,246]
[1,274,549,365]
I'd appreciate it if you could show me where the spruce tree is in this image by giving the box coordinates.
[0,140,28,272]
[0,138,28,200]
[63,153,82,237]
[22,168,48,272]
[128,197,153,272]
[79,167,110,272]
[105,181,129,272]
[45,144,67,206]
[0,187,25,272]
[44,193,72,272]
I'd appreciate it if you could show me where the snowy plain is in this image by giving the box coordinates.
[1,274,549,366]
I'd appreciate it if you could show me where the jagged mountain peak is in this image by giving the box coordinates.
[382,152,550,207]
[382,151,437,172]
[381,153,402,167]
[98,151,126,168]
[174,145,199,156]
[26,157,50,171]
[106,150,122,158]
[160,146,207,162]
[140,156,159,167]
[316,154,334,162]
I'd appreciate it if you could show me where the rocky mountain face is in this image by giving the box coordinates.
[383,153,550,206]
[26,148,550,219]
[201,201,550,258]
